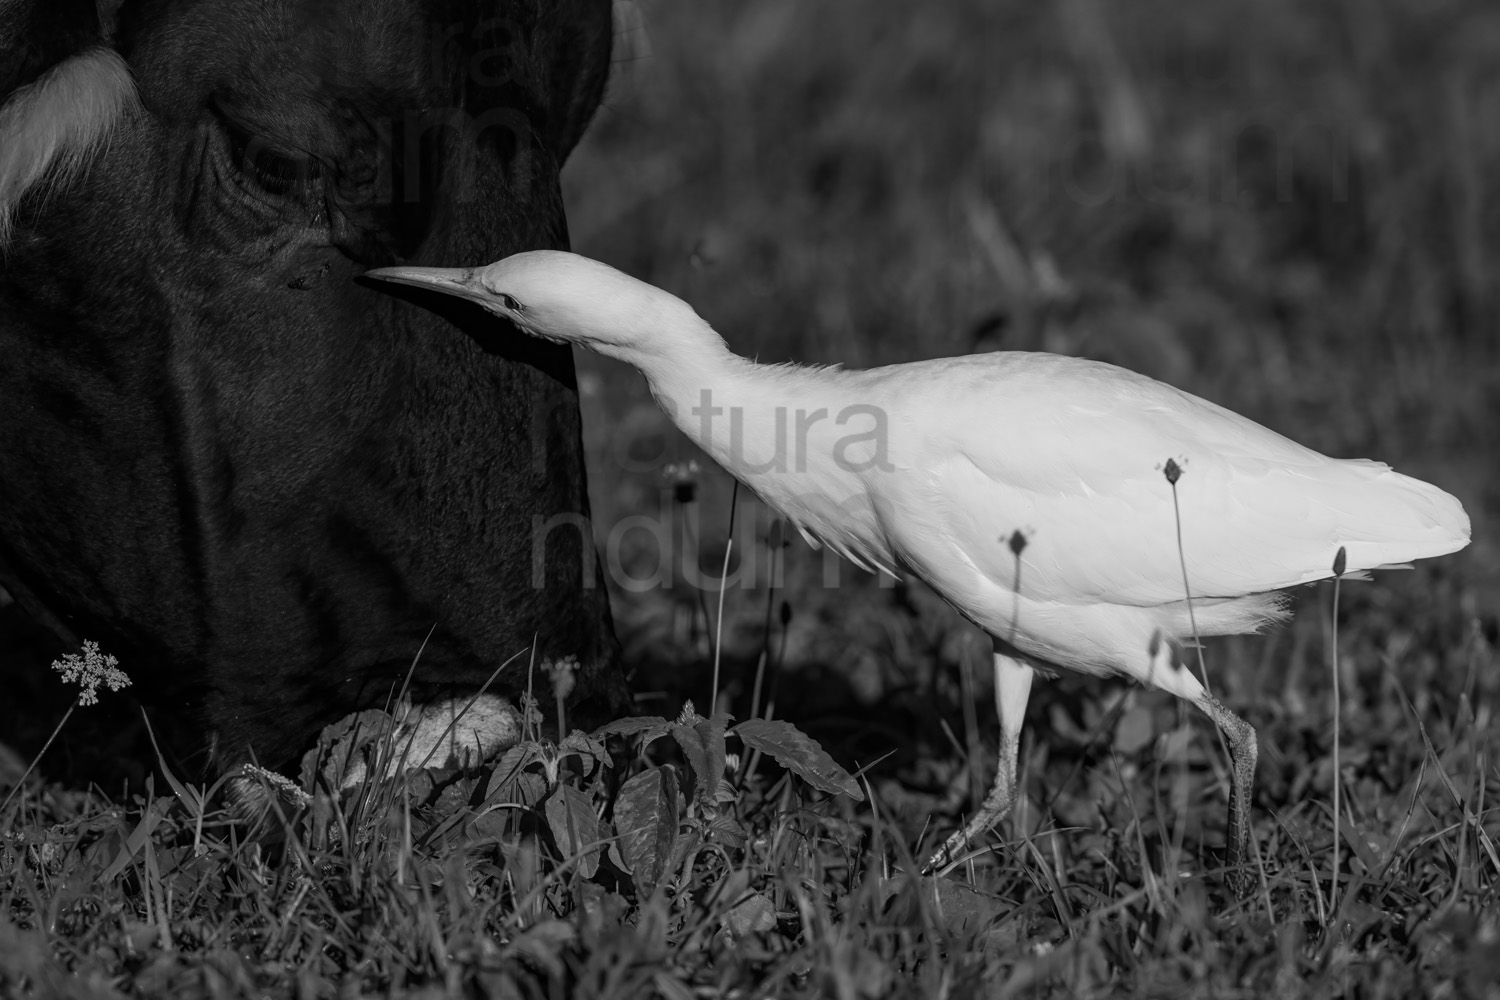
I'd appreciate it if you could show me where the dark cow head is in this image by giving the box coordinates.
[0,0,627,773]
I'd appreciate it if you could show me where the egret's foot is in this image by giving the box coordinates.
[924,650,1033,875]
[923,808,1004,874]
[924,831,974,875]
[1224,861,1256,900]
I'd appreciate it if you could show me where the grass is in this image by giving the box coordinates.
[4,0,1500,995]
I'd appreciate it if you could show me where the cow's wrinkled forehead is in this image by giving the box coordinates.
[122,0,566,155]
[0,0,617,249]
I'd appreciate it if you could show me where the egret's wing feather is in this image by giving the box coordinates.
[792,518,897,575]
[867,353,1469,607]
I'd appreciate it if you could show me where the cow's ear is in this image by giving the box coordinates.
[543,0,614,163]
[0,1,135,245]
[0,0,103,98]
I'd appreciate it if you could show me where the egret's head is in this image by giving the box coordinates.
[366,250,690,361]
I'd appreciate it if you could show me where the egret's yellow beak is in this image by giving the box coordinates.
[365,265,487,307]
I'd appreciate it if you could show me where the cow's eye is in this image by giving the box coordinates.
[245,146,320,194]
[223,120,321,196]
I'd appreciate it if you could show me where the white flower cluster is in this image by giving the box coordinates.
[51,640,131,706]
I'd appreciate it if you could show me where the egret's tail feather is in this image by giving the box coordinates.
[1166,590,1292,640]
[1329,466,1470,574]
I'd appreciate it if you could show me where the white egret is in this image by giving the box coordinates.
[367,251,1471,887]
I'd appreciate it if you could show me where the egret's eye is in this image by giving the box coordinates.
[499,293,523,312]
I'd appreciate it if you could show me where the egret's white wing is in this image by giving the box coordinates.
[859,353,1468,608]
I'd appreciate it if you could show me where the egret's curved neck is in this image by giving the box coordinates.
[623,306,743,411]
[621,307,761,462]
[618,305,864,488]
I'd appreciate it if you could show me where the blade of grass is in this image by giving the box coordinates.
[711,479,741,713]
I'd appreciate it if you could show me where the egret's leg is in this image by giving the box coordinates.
[1147,640,1259,896]
[1193,693,1258,897]
[925,649,1034,872]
